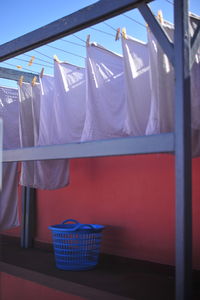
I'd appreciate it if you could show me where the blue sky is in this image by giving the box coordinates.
[0,0,199,88]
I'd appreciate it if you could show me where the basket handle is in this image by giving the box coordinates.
[61,219,81,231]
[79,224,95,230]
[61,219,79,225]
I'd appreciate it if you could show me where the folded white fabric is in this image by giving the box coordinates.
[122,35,151,136]
[81,43,127,141]
[19,81,70,190]
[0,86,20,230]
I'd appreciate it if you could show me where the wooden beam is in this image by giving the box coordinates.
[3,133,174,162]
[0,67,39,83]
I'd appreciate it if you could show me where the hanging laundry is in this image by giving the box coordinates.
[18,83,35,187]
[81,43,127,141]
[0,162,19,231]
[145,22,174,135]
[121,35,151,136]
[53,61,86,143]
[189,16,200,131]
[37,75,57,146]
[36,75,70,190]
[145,19,200,157]
[0,86,20,149]
[0,86,20,231]
[19,80,70,189]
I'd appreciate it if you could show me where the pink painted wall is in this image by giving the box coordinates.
[2,154,200,300]
[32,154,199,268]
[4,155,200,267]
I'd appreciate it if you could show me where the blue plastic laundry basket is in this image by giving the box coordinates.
[49,219,105,271]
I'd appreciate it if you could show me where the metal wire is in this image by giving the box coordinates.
[122,14,146,28]
[103,22,118,32]
[72,34,85,43]
[60,39,85,48]
[1,62,39,74]
[23,53,53,66]
[46,44,85,59]
[12,57,53,68]
[90,27,115,37]
[33,49,53,60]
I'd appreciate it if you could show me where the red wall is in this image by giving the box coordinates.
[2,154,200,300]
[4,154,200,269]
[34,154,200,268]
[5,154,200,267]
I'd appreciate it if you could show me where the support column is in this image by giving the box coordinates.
[21,187,36,248]
[174,0,192,299]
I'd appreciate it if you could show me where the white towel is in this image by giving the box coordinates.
[81,43,127,141]
[122,36,151,136]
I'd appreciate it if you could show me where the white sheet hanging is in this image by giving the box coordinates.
[0,86,20,149]
[19,81,70,190]
[146,20,200,157]
[0,86,20,231]
[121,36,151,136]
[36,76,70,190]
[37,75,57,145]
[53,61,86,143]
[18,83,35,187]
[0,162,19,231]
[189,16,200,131]
[145,23,174,135]
[81,43,127,141]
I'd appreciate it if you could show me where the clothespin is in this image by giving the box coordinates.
[16,65,22,69]
[115,28,121,41]
[18,76,24,87]
[158,10,164,25]
[31,76,37,87]
[40,67,44,78]
[53,55,61,63]
[28,56,35,66]
[86,34,90,47]
[122,27,127,39]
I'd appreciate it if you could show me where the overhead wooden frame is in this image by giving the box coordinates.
[0,67,39,83]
